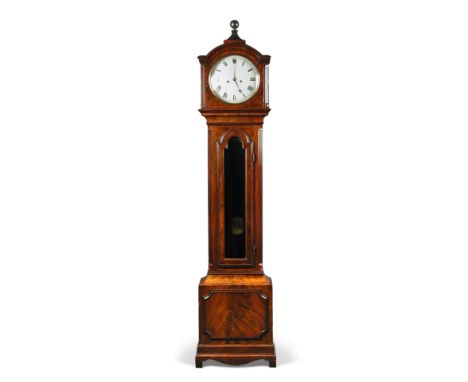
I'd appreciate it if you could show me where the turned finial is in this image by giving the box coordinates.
[227,20,242,41]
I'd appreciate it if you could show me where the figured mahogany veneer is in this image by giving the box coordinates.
[195,21,275,368]
[196,275,275,367]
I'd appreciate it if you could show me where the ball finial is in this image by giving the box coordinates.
[226,20,242,41]
[230,20,239,30]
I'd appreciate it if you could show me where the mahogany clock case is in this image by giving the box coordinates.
[197,25,271,276]
[195,21,275,368]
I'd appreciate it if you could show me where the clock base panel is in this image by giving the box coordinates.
[196,275,275,368]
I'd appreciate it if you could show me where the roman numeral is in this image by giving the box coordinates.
[223,61,228,66]
[232,58,237,64]
[248,68,253,72]
[247,85,253,91]
[232,95,236,101]
[216,85,221,92]
[223,92,228,98]
[250,77,255,81]
[215,69,221,72]
[242,60,245,66]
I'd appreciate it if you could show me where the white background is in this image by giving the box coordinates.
[1,1,467,381]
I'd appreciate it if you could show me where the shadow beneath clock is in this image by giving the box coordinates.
[202,359,270,368]
[177,340,196,366]
[275,340,296,366]
[177,338,296,367]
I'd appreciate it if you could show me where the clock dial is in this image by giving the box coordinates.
[208,55,260,104]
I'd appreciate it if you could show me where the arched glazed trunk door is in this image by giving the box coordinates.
[216,131,255,267]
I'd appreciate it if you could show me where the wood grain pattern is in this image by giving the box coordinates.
[201,275,271,285]
[196,275,275,367]
[203,290,268,340]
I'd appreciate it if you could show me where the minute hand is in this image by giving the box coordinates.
[233,77,245,97]
[233,64,245,96]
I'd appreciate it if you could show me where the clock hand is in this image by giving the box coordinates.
[233,78,246,97]
[232,60,245,97]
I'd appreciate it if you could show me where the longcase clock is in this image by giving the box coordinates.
[195,21,275,368]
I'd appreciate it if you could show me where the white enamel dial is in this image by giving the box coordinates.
[208,55,260,104]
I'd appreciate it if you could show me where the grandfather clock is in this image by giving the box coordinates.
[195,21,275,368]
